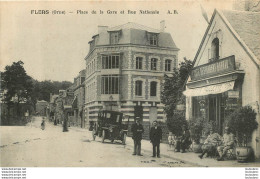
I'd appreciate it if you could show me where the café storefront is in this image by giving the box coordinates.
[184,55,244,134]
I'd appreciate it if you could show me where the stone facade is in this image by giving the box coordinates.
[84,22,179,129]
[72,70,86,128]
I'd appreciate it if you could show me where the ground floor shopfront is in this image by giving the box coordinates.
[84,99,168,141]
[190,92,242,135]
[184,56,260,158]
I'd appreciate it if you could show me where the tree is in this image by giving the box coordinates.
[161,58,193,135]
[2,61,33,116]
[31,80,73,103]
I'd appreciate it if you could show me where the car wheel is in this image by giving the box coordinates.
[92,129,96,141]
[102,130,105,143]
[122,133,127,145]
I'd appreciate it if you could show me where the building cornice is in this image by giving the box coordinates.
[85,44,179,60]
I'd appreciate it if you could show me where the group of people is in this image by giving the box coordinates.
[168,126,235,161]
[199,126,235,161]
[131,118,162,158]
[132,117,235,161]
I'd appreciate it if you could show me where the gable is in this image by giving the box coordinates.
[193,9,260,69]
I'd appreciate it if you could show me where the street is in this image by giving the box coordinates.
[0,116,194,167]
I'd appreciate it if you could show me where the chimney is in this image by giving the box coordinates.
[160,20,165,32]
[98,26,108,34]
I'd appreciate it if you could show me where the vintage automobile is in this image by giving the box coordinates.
[92,110,129,144]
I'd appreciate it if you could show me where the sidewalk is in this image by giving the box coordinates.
[65,125,260,167]
[126,137,260,167]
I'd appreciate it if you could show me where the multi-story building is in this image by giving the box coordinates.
[72,69,86,128]
[36,100,48,116]
[84,21,179,129]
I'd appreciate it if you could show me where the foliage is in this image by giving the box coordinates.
[1,61,33,115]
[225,106,258,147]
[1,61,73,110]
[161,58,193,116]
[166,113,188,136]
[161,58,193,135]
[203,120,217,135]
[188,117,216,143]
[188,117,205,143]
[31,80,72,104]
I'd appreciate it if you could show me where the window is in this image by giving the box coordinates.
[211,38,219,61]
[110,32,119,44]
[136,57,143,70]
[101,75,119,94]
[80,77,85,84]
[102,55,119,69]
[147,33,158,46]
[151,58,157,70]
[135,81,143,96]
[165,59,171,71]
[150,82,157,96]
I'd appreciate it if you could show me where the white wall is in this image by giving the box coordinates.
[190,11,260,157]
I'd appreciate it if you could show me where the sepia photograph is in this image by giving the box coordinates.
[0,0,260,174]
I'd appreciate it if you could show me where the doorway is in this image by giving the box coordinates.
[149,107,158,124]
[208,94,223,134]
[134,106,143,121]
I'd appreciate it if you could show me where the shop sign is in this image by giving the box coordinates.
[191,55,235,80]
[228,91,239,98]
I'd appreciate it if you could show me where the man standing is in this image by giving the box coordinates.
[150,121,162,158]
[217,127,235,161]
[131,117,144,156]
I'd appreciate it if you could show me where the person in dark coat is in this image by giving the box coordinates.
[150,121,162,158]
[175,126,191,153]
[131,117,144,156]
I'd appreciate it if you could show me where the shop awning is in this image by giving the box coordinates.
[183,81,235,97]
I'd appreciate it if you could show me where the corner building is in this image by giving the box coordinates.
[84,22,179,129]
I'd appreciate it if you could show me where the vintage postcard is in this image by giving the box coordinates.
[1,0,260,173]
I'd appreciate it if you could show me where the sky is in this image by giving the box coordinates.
[0,0,234,82]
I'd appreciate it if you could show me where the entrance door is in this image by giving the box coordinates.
[209,94,223,134]
[149,107,158,124]
[134,106,143,121]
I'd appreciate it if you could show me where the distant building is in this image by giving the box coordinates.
[49,93,59,118]
[184,9,260,157]
[71,69,86,128]
[84,21,179,129]
[36,100,48,116]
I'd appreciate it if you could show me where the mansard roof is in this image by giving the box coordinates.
[89,22,178,50]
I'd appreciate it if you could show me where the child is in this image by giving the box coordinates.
[41,119,45,130]
[168,132,175,149]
